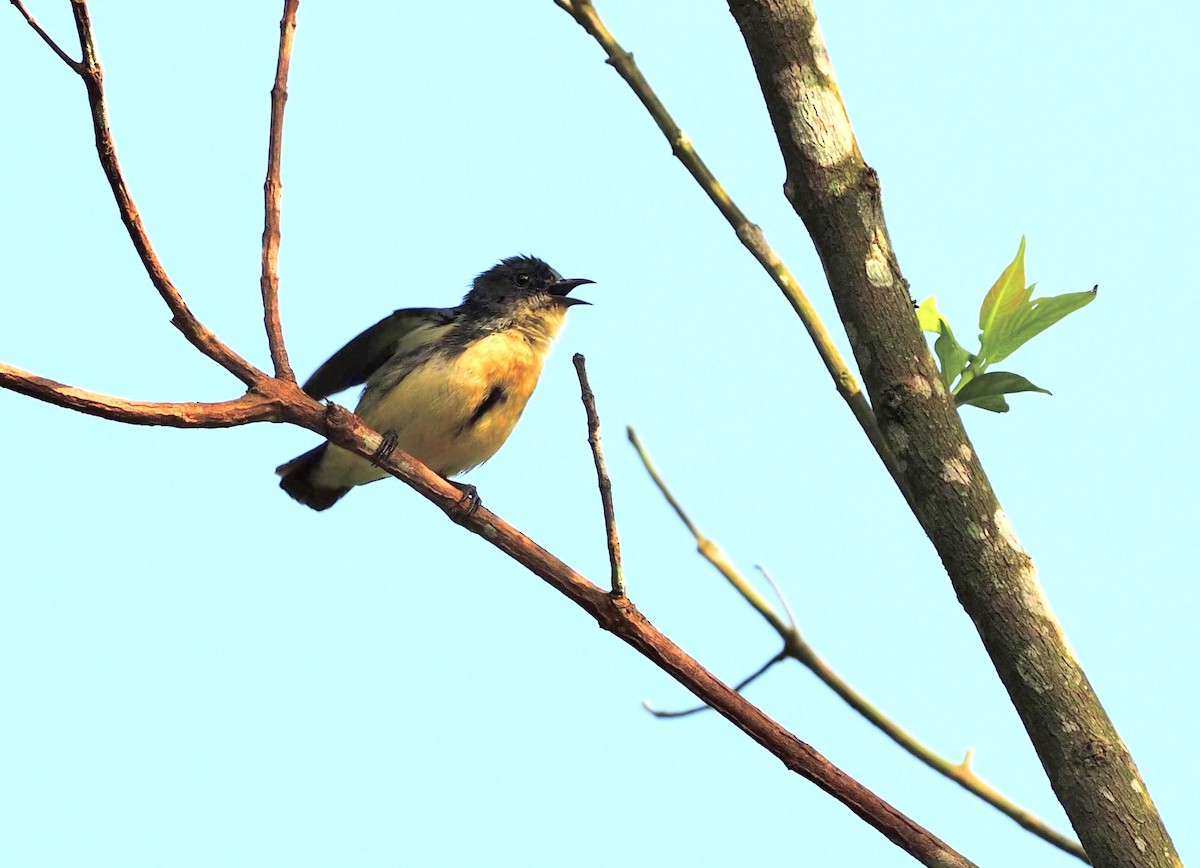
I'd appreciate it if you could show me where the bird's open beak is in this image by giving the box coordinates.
[548,277,595,306]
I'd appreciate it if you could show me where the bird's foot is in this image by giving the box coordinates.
[371,430,399,466]
[448,481,482,519]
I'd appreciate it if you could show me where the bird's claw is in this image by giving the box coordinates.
[371,430,399,466]
[449,481,482,518]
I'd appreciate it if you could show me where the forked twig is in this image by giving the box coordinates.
[627,427,1087,863]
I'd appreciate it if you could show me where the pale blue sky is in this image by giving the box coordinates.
[2,2,1196,866]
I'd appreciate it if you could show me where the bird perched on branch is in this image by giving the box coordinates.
[277,255,594,511]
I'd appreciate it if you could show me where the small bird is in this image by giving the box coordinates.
[277,255,594,511]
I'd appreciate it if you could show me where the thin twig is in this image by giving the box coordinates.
[0,363,283,427]
[756,565,797,630]
[554,0,913,510]
[573,354,624,596]
[644,651,786,719]
[58,0,263,386]
[260,0,299,382]
[628,426,788,635]
[628,427,1088,863]
[10,0,81,70]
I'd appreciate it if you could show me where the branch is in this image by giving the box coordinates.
[643,652,786,719]
[8,6,971,863]
[553,0,913,510]
[629,426,1087,862]
[296,402,976,868]
[53,1,262,387]
[10,0,81,70]
[259,0,299,382]
[573,354,624,596]
[0,362,283,427]
[724,2,1176,865]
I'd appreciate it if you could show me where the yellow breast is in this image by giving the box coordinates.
[315,329,554,488]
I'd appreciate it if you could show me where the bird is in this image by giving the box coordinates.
[276,255,594,511]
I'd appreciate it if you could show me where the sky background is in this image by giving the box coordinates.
[2,2,1196,866]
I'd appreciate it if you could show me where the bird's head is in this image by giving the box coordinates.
[463,255,594,319]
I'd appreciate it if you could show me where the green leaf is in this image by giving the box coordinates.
[962,394,1010,413]
[977,238,1029,360]
[985,287,1098,364]
[917,297,972,389]
[976,239,1097,365]
[933,325,971,390]
[916,296,946,334]
[954,371,1051,412]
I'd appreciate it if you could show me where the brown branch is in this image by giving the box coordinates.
[0,363,283,427]
[10,0,82,70]
[275,400,974,868]
[58,0,263,387]
[4,349,974,865]
[629,427,1088,861]
[259,0,299,382]
[8,6,969,863]
[725,2,1176,866]
[572,354,624,596]
[643,652,787,719]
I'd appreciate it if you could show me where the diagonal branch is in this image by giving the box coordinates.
[0,363,284,427]
[644,652,787,719]
[57,0,262,387]
[725,3,1176,866]
[553,0,913,510]
[10,0,82,70]
[629,425,1087,862]
[295,401,977,868]
[259,0,299,382]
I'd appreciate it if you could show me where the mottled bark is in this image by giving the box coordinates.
[725,2,1177,866]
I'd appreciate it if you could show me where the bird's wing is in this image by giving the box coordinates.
[302,307,458,401]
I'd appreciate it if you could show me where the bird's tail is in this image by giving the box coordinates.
[276,445,351,511]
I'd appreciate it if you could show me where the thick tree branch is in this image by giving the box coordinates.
[260,0,299,382]
[291,402,976,868]
[724,2,1177,866]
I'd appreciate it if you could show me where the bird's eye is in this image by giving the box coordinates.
[514,273,531,288]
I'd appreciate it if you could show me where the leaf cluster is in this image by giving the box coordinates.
[917,239,1096,412]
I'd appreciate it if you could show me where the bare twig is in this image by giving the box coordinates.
[644,651,786,719]
[628,426,1087,862]
[628,427,790,636]
[573,354,624,596]
[554,0,912,510]
[10,0,81,70]
[60,0,263,386]
[260,0,299,382]
[0,363,283,427]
